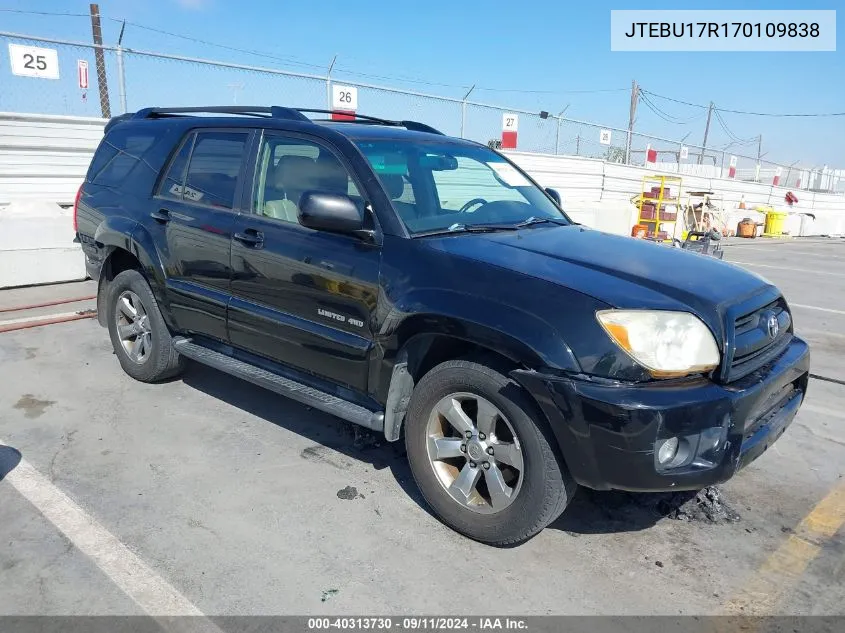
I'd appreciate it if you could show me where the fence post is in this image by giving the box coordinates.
[116,44,128,114]
[325,55,337,111]
[555,117,562,155]
[459,85,474,139]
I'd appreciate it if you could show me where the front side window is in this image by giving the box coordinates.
[354,139,567,234]
[253,135,361,224]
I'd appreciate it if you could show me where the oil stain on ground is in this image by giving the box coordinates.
[337,486,363,500]
[13,394,55,419]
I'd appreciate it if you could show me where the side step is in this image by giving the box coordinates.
[172,337,384,431]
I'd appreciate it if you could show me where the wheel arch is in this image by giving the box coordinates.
[380,313,568,442]
[94,221,170,328]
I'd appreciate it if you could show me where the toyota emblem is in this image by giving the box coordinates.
[767,314,779,339]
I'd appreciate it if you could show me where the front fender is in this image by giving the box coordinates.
[372,288,581,402]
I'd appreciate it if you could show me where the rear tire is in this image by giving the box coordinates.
[106,269,185,382]
[405,360,575,546]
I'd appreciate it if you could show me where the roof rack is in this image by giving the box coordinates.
[128,106,443,135]
[295,109,444,135]
[132,106,311,121]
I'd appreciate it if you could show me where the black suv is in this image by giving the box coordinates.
[76,106,810,545]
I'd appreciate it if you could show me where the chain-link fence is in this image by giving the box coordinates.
[1,30,839,193]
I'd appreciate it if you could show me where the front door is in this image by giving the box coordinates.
[149,129,252,341]
[228,131,381,393]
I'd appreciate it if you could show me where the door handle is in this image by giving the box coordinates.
[234,229,264,247]
[150,208,170,223]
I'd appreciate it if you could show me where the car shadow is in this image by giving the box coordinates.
[178,363,738,538]
[549,485,739,535]
[179,362,430,514]
[0,445,22,481]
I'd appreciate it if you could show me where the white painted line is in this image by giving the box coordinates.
[1,447,214,619]
[791,304,845,316]
[0,311,82,327]
[728,261,845,278]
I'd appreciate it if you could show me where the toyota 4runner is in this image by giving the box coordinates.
[75,106,810,545]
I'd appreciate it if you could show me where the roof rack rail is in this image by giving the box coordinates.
[132,106,310,121]
[126,106,443,135]
[295,109,444,135]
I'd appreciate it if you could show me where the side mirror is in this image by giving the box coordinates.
[299,192,367,238]
[545,187,562,207]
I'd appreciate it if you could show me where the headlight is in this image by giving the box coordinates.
[596,310,720,379]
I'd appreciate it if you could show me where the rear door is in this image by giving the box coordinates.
[149,129,252,341]
[228,130,381,392]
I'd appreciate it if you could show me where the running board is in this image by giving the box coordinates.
[172,337,384,431]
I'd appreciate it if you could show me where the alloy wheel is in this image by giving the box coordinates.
[425,392,524,514]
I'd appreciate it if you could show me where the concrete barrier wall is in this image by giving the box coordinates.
[1,113,843,288]
[0,112,106,206]
[506,150,845,237]
[0,112,105,288]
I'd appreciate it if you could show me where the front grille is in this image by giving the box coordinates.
[726,298,792,382]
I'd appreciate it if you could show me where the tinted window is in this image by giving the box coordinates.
[253,136,360,224]
[182,132,249,208]
[88,126,162,186]
[158,134,194,202]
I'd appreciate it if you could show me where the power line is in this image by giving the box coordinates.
[0,8,89,17]
[713,109,757,144]
[644,89,845,118]
[475,87,628,95]
[639,91,703,125]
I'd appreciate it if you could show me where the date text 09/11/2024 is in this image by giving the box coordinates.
[307,617,528,630]
[624,22,820,39]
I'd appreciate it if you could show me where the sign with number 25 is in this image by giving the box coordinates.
[8,43,60,79]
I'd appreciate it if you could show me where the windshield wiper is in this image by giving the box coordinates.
[515,216,568,228]
[414,223,519,238]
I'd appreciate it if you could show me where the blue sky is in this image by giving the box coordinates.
[0,0,842,167]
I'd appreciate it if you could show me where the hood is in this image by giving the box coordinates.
[424,225,775,328]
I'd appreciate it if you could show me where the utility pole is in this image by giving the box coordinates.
[576,134,581,156]
[755,134,763,182]
[625,79,638,164]
[89,3,111,118]
[698,101,714,165]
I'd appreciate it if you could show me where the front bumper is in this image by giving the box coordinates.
[513,336,810,491]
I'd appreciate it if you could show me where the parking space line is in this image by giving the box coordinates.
[1,445,214,619]
[725,479,845,615]
[791,304,845,316]
[728,261,845,278]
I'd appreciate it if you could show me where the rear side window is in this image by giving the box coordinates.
[88,126,162,186]
[184,132,248,208]
[157,130,248,209]
[158,135,194,202]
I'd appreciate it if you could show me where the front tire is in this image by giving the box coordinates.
[106,269,185,382]
[405,360,575,546]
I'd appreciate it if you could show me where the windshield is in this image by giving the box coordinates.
[354,139,568,235]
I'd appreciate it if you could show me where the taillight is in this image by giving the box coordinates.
[73,184,83,233]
